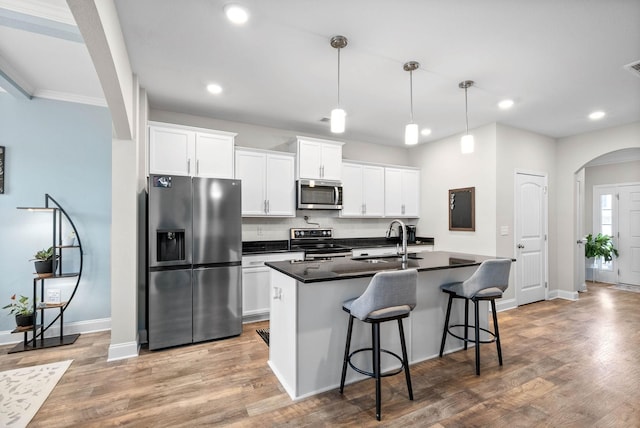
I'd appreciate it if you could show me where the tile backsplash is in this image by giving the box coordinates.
[242,211,419,241]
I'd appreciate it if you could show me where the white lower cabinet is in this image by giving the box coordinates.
[242,252,303,321]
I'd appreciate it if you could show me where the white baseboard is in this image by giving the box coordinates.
[0,317,111,346]
[548,289,579,301]
[495,298,517,312]
[107,340,140,362]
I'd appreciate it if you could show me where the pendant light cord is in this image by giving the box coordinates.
[409,69,414,122]
[464,86,469,134]
[336,47,341,107]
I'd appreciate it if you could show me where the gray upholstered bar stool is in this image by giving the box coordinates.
[438,259,511,375]
[339,269,418,421]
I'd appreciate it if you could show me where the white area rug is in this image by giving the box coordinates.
[0,360,72,427]
[609,284,640,293]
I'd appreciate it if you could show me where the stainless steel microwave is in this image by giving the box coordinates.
[297,179,343,210]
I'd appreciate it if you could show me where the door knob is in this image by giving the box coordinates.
[517,244,525,249]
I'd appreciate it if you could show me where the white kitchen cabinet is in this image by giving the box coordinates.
[149,122,236,178]
[341,162,385,217]
[235,148,295,217]
[242,252,303,321]
[384,167,420,217]
[295,136,343,180]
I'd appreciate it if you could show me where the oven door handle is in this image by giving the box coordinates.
[334,187,339,205]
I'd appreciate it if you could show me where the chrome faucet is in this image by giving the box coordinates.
[387,219,407,263]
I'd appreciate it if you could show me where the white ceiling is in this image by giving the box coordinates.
[1,0,640,147]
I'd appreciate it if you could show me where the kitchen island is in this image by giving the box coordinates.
[265,251,512,400]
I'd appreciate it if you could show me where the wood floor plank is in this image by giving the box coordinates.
[1,282,639,426]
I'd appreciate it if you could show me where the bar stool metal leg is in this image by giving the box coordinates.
[464,298,469,350]
[340,315,355,394]
[398,319,413,400]
[439,293,453,357]
[474,299,480,375]
[491,299,503,366]
[372,322,381,421]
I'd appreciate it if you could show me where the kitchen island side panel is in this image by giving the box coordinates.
[268,265,487,400]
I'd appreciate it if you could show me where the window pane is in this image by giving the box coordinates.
[601,194,612,210]
[601,225,612,236]
[602,210,612,225]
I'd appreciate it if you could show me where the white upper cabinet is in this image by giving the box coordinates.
[295,136,344,180]
[149,122,236,178]
[341,162,385,217]
[384,167,420,218]
[235,148,295,217]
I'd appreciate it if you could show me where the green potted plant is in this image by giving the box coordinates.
[585,233,619,282]
[31,246,57,275]
[3,294,36,327]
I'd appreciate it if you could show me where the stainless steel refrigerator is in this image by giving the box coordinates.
[147,175,242,350]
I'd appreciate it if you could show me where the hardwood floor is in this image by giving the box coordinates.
[2,282,639,427]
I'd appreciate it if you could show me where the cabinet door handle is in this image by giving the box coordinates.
[401,204,405,215]
[266,200,270,213]
[196,159,200,175]
[187,158,191,175]
[264,200,268,213]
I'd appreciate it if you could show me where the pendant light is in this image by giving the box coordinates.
[330,35,348,133]
[403,61,419,145]
[459,80,474,154]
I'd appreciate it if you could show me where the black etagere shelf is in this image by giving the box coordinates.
[9,194,83,353]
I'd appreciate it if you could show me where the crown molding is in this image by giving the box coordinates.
[34,89,107,107]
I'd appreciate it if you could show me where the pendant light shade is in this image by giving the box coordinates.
[403,61,420,145]
[459,80,474,154]
[330,108,346,133]
[461,134,475,154]
[330,35,348,134]
[405,123,418,146]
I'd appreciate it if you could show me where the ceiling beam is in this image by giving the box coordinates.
[0,54,32,99]
[67,0,133,140]
[0,7,83,43]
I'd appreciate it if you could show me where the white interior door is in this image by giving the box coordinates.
[515,172,547,305]
[618,184,640,285]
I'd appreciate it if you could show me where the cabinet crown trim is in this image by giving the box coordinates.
[294,136,345,146]
[149,121,237,137]
[236,146,295,157]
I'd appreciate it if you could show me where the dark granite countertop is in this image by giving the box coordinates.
[242,240,289,254]
[243,236,434,255]
[265,251,509,283]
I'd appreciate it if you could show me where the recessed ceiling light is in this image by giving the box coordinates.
[207,83,223,94]
[224,4,249,24]
[589,110,606,120]
[420,128,432,136]
[498,99,514,109]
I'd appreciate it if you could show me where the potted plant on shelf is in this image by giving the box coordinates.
[584,233,619,282]
[3,294,36,327]
[31,246,57,276]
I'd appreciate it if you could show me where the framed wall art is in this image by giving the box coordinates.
[449,187,475,231]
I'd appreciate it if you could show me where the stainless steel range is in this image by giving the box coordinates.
[289,228,352,260]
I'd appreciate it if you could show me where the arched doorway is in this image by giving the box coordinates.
[573,146,640,295]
